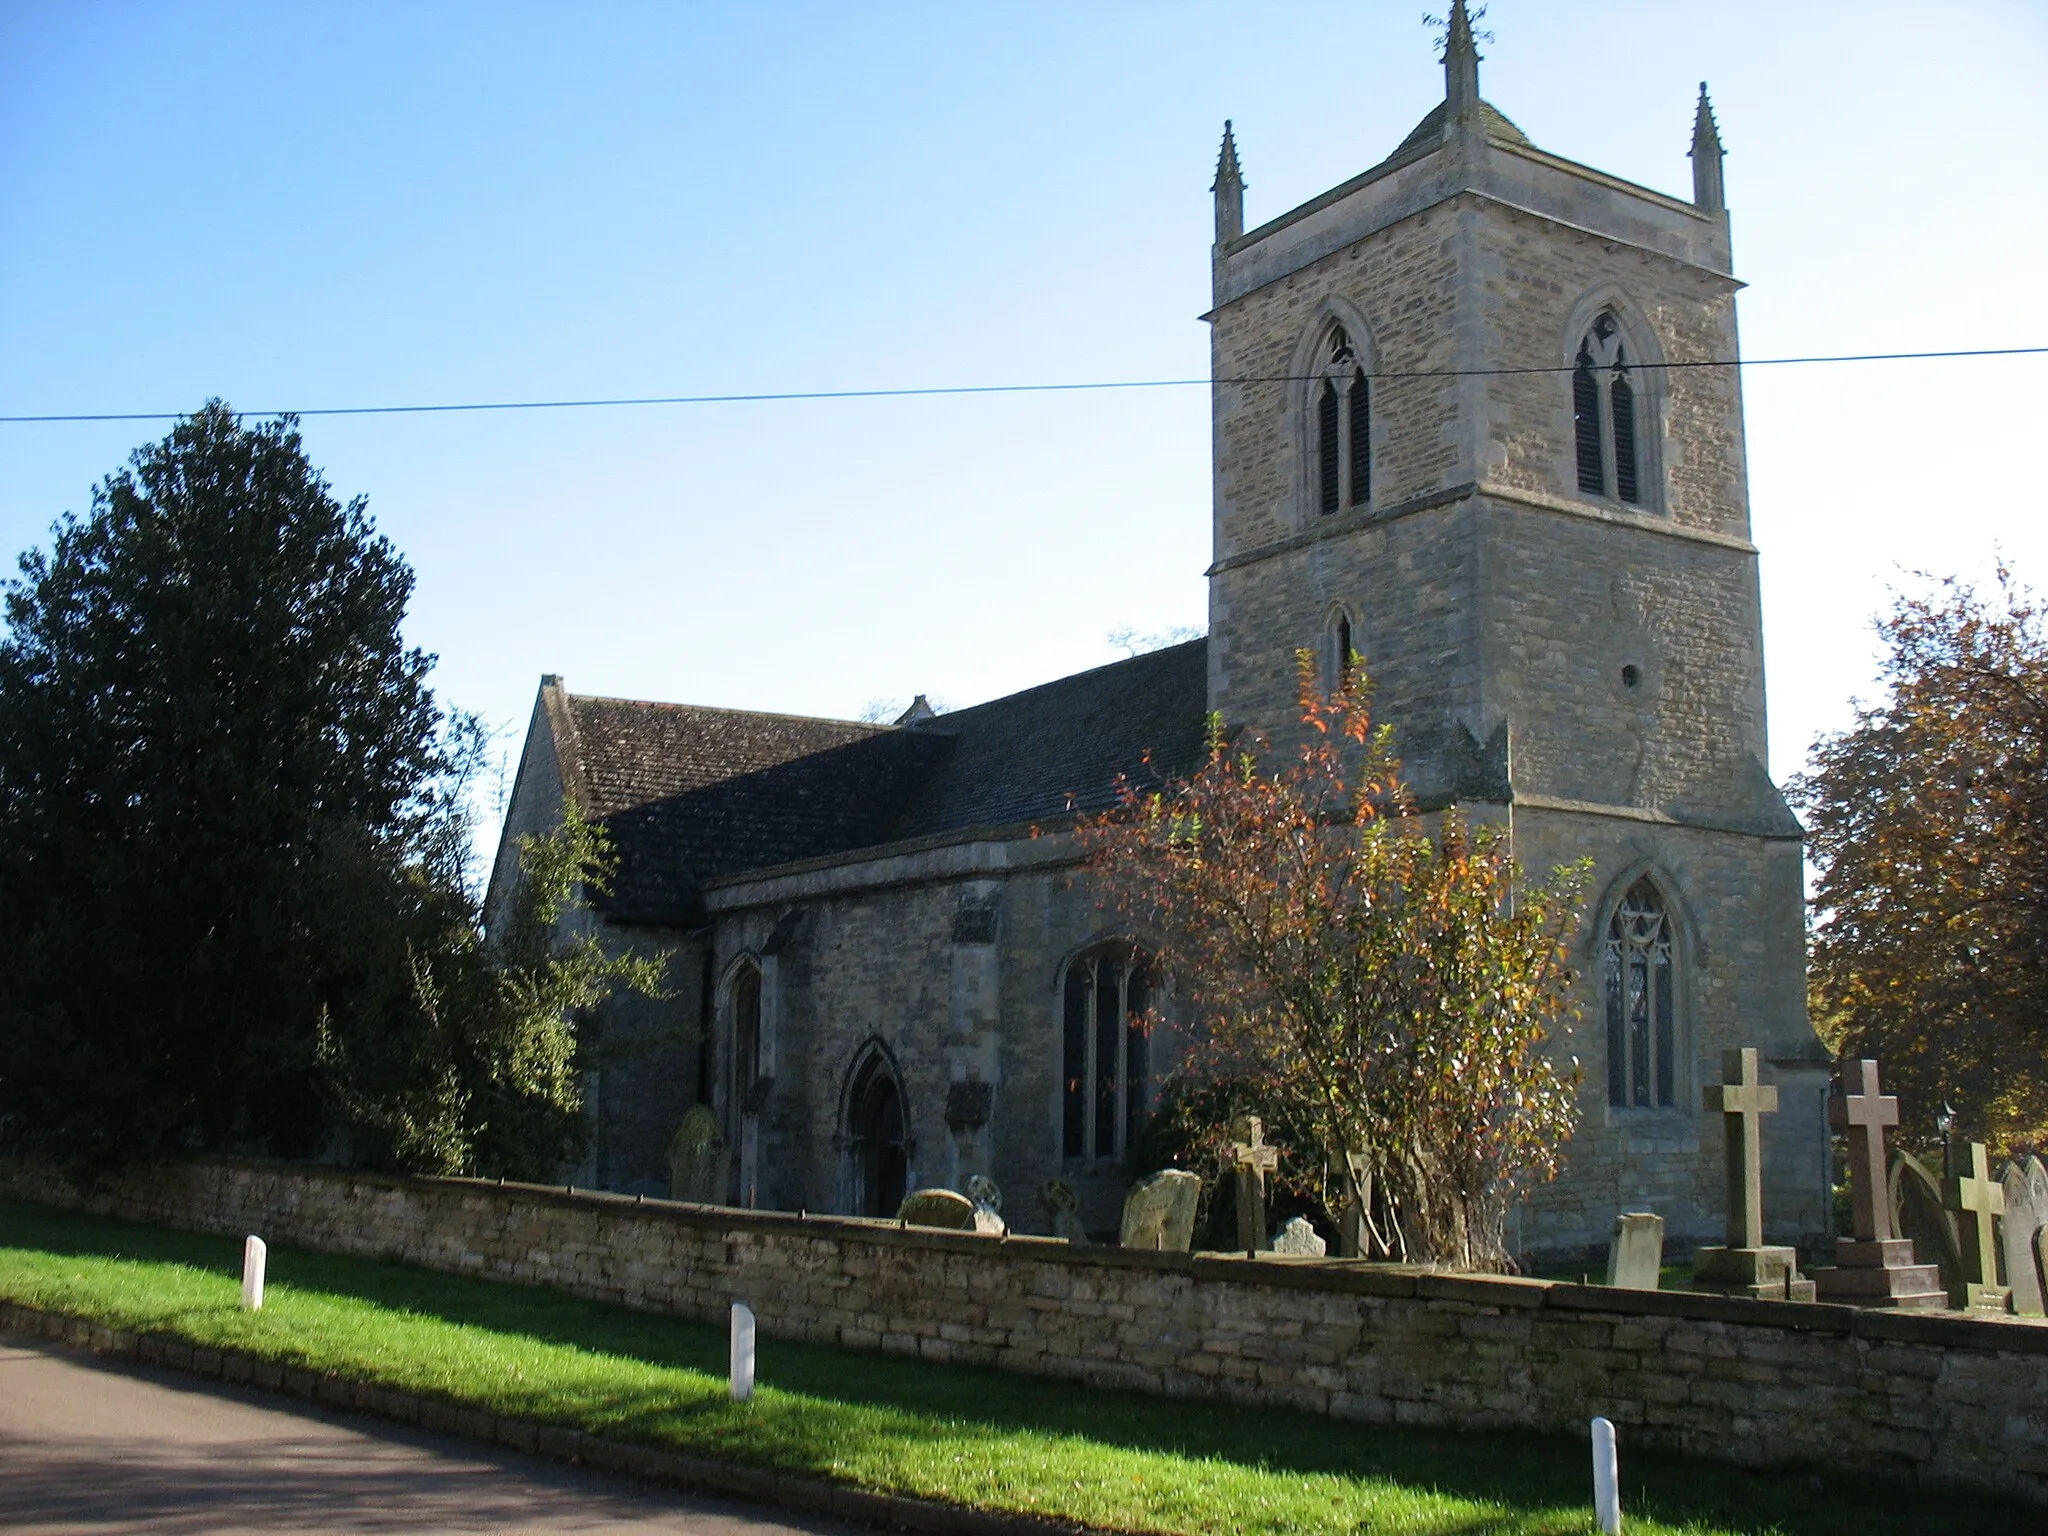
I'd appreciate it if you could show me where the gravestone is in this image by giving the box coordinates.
[1812,1060,1944,1309]
[1943,1140,2011,1313]
[1891,1149,1964,1303]
[1691,1048,1815,1300]
[897,1188,980,1231]
[1223,1116,1280,1254]
[963,1174,1007,1236]
[1998,1156,2048,1318]
[1119,1169,1201,1252]
[1605,1212,1664,1291]
[667,1104,728,1204]
[1271,1215,1327,1257]
[1040,1179,1089,1245]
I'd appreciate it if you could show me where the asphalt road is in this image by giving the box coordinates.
[0,1332,862,1536]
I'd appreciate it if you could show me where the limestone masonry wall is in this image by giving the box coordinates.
[5,1157,2044,1505]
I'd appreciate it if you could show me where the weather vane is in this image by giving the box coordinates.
[1422,5,1495,57]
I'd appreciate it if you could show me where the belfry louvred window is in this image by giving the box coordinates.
[1572,311,1642,505]
[1061,943,1152,1159]
[1603,879,1676,1108]
[1314,326,1370,515]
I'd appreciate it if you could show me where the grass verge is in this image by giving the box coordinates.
[0,1198,2023,1536]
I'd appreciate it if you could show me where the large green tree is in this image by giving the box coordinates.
[0,404,656,1174]
[1794,568,2048,1154]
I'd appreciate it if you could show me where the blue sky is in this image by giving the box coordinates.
[4,2,2045,823]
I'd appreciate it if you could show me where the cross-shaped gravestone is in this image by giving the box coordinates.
[1704,1047,1778,1250]
[1943,1138,2010,1310]
[1830,1058,1898,1242]
[1225,1116,1279,1254]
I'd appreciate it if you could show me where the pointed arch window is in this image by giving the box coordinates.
[1314,326,1371,515]
[1325,607,1356,694]
[729,960,762,1118]
[1603,879,1676,1108]
[1061,943,1153,1159]
[1573,311,1643,506]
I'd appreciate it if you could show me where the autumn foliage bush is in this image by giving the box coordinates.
[1078,655,1586,1271]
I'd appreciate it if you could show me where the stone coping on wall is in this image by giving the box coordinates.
[9,1154,2048,1505]
[16,1154,2042,1355]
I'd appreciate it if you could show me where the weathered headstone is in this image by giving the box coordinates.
[1943,1139,2012,1313]
[897,1187,980,1231]
[1604,1212,1663,1291]
[1999,1156,2048,1318]
[1691,1048,1814,1300]
[1812,1060,1944,1309]
[1040,1179,1089,1245]
[1119,1169,1201,1252]
[1224,1116,1279,1254]
[1891,1148,1964,1304]
[962,1174,1007,1236]
[1271,1215,1327,1257]
[667,1104,728,1205]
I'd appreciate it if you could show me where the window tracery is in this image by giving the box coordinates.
[1603,878,1677,1108]
[1573,310,1643,505]
[1313,325,1371,515]
[1061,942,1152,1159]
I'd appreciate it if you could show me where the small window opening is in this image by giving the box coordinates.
[1313,325,1371,516]
[1621,664,1640,690]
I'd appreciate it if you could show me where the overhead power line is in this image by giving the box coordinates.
[1,345,2042,426]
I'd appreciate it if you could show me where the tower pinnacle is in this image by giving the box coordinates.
[1690,82,1726,212]
[1444,0,1480,117]
[1212,120,1245,244]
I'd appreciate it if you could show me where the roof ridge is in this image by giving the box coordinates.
[936,636,1209,721]
[568,692,895,733]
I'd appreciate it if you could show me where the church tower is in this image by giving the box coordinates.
[1204,6,1827,1255]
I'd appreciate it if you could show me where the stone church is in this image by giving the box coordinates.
[488,10,1829,1259]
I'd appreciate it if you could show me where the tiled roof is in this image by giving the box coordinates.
[888,639,1210,838]
[1388,98,1532,162]
[556,639,1210,925]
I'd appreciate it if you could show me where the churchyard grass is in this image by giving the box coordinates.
[0,1199,2024,1536]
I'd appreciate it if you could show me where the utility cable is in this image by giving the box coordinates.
[1,345,2042,425]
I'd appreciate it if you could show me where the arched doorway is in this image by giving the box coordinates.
[844,1047,908,1217]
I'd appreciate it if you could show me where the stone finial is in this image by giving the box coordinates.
[1690,82,1726,213]
[1212,120,1245,245]
[1444,0,1480,118]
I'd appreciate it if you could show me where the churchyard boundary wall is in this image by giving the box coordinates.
[5,1156,2045,1505]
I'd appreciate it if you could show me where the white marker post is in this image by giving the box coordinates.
[241,1235,267,1311]
[729,1301,756,1403]
[1590,1415,1621,1534]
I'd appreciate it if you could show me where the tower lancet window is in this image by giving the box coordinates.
[1573,311,1643,506]
[1325,607,1355,693]
[1313,325,1370,516]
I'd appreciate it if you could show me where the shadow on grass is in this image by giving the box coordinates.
[0,1198,2028,1536]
